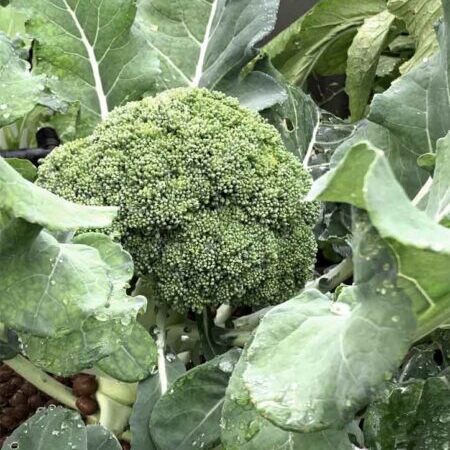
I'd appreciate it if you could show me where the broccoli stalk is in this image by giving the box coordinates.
[37,87,319,312]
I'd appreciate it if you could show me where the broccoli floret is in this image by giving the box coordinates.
[37,87,319,312]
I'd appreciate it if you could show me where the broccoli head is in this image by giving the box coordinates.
[37,88,319,312]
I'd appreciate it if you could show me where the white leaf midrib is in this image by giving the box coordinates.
[62,0,109,120]
[192,0,219,87]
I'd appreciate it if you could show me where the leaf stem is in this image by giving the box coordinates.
[156,303,168,395]
[4,355,77,410]
[214,304,234,328]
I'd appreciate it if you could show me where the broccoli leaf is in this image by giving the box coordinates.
[150,349,240,450]
[0,327,20,361]
[2,407,86,450]
[243,285,415,432]
[0,33,58,128]
[310,141,450,338]
[388,0,442,73]
[6,158,37,181]
[425,133,450,226]
[0,4,26,37]
[15,234,145,373]
[264,0,387,85]
[129,359,185,450]
[135,0,286,110]
[259,60,320,161]
[13,0,160,137]
[86,425,122,450]
[346,10,396,121]
[96,323,157,383]
[222,343,354,449]
[0,155,117,231]
[335,1,448,198]
[365,372,450,449]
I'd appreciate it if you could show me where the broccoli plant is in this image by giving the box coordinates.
[37,88,319,312]
[3,0,450,449]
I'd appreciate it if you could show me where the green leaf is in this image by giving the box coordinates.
[2,407,86,450]
[73,233,134,285]
[87,425,122,450]
[130,359,185,450]
[6,158,37,181]
[425,133,450,226]
[264,0,386,85]
[388,0,442,73]
[136,0,285,110]
[14,0,160,137]
[96,323,157,383]
[222,345,353,450]
[260,62,320,161]
[150,349,241,450]
[0,4,26,37]
[310,141,450,338]
[376,55,402,79]
[243,285,415,432]
[346,10,396,121]
[365,373,450,449]
[0,33,52,128]
[0,328,19,360]
[0,223,144,338]
[0,155,117,231]
[346,2,450,197]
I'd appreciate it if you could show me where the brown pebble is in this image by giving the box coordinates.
[76,396,99,416]
[0,412,18,430]
[9,377,23,389]
[0,366,13,383]
[28,393,43,410]
[72,375,98,397]
[0,382,16,398]
[9,391,27,407]
[11,404,29,421]
[20,383,37,396]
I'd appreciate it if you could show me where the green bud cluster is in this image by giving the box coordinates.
[38,88,319,312]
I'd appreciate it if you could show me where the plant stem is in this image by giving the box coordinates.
[4,355,77,410]
[156,303,168,395]
[307,256,353,293]
[214,304,234,328]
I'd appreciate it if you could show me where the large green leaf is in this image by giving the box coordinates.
[0,33,58,128]
[388,0,442,73]
[14,0,160,137]
[310,141,450,338]
[222,345,353,450]
[150,349,241,450]
[346,10,396,121]
[96,323,157,382]
[336,0,450,197]
[87,425,122,450]
[0,4,26,37]
[15,234,145,372]
[130,359,185,450]
[0,155,117,231]
[264,0,386,85]
[425,133,450,226]
[136,0,285,111]
[364,372,450,449]
[2,407,86,450]
[260,62,320,161]
[0,221,144,341]
[243,285,415,432]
